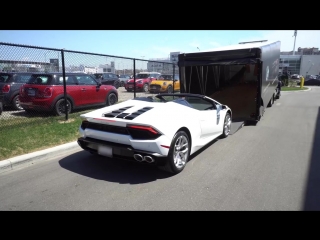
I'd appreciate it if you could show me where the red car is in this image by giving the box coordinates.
[124,72,161,92]
[19,72,118,116]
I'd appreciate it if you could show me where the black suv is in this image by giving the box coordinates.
[0,72,34,110]
[92,73,120,89]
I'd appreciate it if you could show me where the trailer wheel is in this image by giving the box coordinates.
[267,94,274,108]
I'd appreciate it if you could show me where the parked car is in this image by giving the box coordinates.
[149,74,180,93]
[77,93,232,174]
[118,74,131,87]
[0,72,34,110]
[19,72,118,116]
[92,73,120,89]
[305,75,317,80]
[296,78,320,86]
[291,74,300,79]
[124,72,161,92]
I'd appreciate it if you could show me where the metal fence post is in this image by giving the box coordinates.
[133,59,136,98]
[61,49,68,120]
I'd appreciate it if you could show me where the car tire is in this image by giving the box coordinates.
[0,102,3,115]
[106,92,117,106]
[158,131,190,174]
[167,85,173,93]
[221,113,231,138]
[143,84,149,92]
[12,95,23,110]
[54,98,71,116]
[120,81,125,87]
[114,81,120,89]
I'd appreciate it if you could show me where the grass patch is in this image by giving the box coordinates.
[0,110,90,161]
[282,86,308,91]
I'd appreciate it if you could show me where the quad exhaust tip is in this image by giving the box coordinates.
[133,154,155,163]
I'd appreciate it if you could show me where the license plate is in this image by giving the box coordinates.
[150,86,156,89]
[28,89,35,96]
[128,86,132,88]
[98,145,113,157]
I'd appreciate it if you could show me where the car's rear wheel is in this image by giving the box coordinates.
[158,131,190,174]
[143,84,149,92]
[167,85,173,93]
[114,81,120,89]
[54,99,71,116]
[106,92,117,106]
[120,81,125,87]
[12,95,23,110]
[221,113,231,138]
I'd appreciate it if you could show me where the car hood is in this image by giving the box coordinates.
[127,78,146,83]
[151,80,174,85]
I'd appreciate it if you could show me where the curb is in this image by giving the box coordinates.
[0,141,81,174]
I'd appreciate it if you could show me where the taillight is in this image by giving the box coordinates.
[126,124,162,140]
[2,84,10,93]
[80,120,89,130]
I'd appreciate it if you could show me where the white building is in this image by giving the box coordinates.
[147,52,180,74]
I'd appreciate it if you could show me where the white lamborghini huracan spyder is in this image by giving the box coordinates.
[77,93,232,174]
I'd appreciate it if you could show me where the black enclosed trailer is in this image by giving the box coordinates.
[178,41,281,126]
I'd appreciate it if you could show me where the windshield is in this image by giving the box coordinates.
[93,74,102,79]
[119,75,129,78]
[159,75,173,80]
[136,74,149,78]
[0,74,10,83]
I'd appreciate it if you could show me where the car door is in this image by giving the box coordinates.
[188,97,221,138]
[76,75,103,105]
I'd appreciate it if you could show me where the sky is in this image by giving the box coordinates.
[1,30,319,61]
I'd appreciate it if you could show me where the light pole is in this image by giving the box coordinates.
[306,60,314,76]
[44,50,51,72]
[141,56,145,72]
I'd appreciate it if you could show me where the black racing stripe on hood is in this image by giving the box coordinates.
[103,106,133,118]
[123,107,153,120]
[103,106,154,120]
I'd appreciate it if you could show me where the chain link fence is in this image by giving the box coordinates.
[0,42,179,160]
[0,42,177,123]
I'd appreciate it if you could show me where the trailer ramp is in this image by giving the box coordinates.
[230,120,245,135]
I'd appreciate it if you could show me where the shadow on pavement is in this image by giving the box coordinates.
[303,107,320,210]
[58,151,173,184]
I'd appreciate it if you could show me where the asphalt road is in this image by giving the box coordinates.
[1,87,320,210]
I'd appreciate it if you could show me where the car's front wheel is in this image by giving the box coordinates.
[106,92,117,106]
[12,95,23,110]
[158,131,190,174]
[143,84,149,92]
[221,113,231,138]
[54,99,71,116]
[167,85,173,93]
